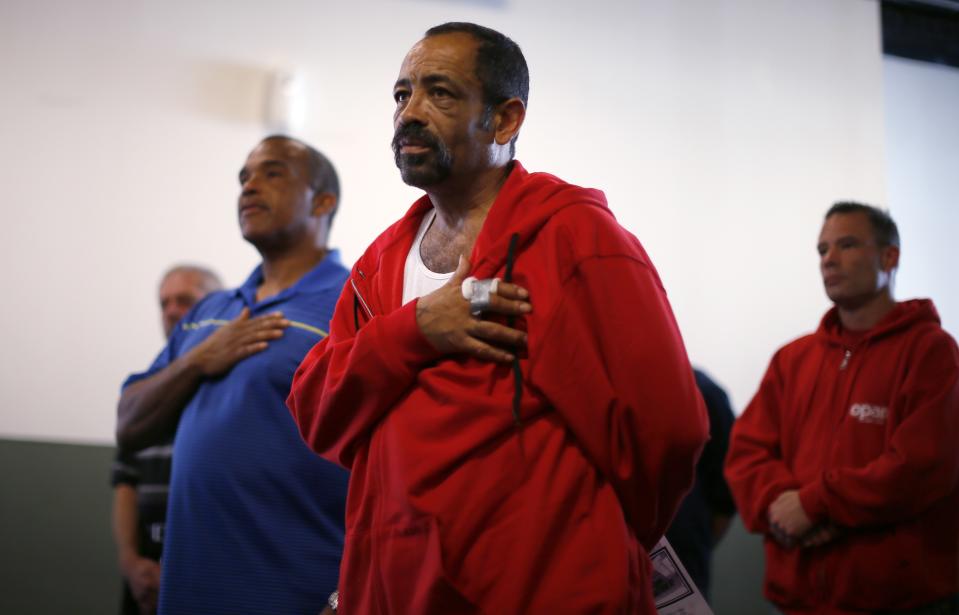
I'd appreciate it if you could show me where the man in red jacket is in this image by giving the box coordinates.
[288,22,708,615]
[725,202,959,614]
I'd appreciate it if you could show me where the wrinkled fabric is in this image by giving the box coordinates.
[289,162,708,614]
[726,299,959,613]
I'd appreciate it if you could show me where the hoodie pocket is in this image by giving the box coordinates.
[761,539,814,609]
[343,516,475,614]
[832,525,928,611]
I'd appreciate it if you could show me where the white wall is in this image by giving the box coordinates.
[0,0,886,444]
[882,56,959,339]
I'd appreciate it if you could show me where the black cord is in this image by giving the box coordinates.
[504,233,522,426]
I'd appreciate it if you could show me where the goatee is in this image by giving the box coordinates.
[392,124,453,188]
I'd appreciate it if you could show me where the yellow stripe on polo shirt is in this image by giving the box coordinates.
[181,318,327,337]
[287,321,328,337]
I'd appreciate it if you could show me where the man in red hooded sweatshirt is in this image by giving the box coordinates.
[725,202,959,615]
[288,22,708,615]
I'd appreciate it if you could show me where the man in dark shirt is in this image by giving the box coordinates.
[111,264,221,615]
[665,369,737,601]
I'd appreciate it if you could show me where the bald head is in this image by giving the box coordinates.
[159,265,223,337]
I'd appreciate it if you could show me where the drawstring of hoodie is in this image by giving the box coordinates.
[504,233,522,426]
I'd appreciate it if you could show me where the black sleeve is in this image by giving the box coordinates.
[694,369,737,517]
[110,447,139,488]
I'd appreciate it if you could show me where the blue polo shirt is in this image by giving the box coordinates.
[124,252,349,615]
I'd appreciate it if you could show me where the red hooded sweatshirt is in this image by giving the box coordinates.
[288,162,708,614]
[725,299,959,613]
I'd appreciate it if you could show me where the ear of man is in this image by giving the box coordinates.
[492,98,526,146]
[881,244,900,272]
[311,192,337,219]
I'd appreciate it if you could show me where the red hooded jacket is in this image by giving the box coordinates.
[725,299,959,613]
[288,162,708,614]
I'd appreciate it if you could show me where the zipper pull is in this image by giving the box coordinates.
[840,349,852,370]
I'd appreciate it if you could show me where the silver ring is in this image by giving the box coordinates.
[463,278,499,316]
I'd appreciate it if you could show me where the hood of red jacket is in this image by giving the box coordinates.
[816,298,941,345]
[388,160,610,278]
[467,161,609,277]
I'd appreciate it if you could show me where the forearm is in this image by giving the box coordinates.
[725,439,801,533]
[617,389,708,549]
[725,357,801,533]
[800,363,959,527]
[528,256,708,548]
[800,447,959,527]
[290,301,439,467]
[116,352,204,450]
[112,485,140,571]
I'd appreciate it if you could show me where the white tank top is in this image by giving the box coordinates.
[402,209,454,305]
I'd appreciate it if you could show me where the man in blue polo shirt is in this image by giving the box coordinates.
[116,135,349,615]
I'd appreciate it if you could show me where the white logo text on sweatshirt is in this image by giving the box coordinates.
[849,403,888,425]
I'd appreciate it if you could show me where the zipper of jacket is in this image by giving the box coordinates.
[839,349,852,370]
[351,274,374,320]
